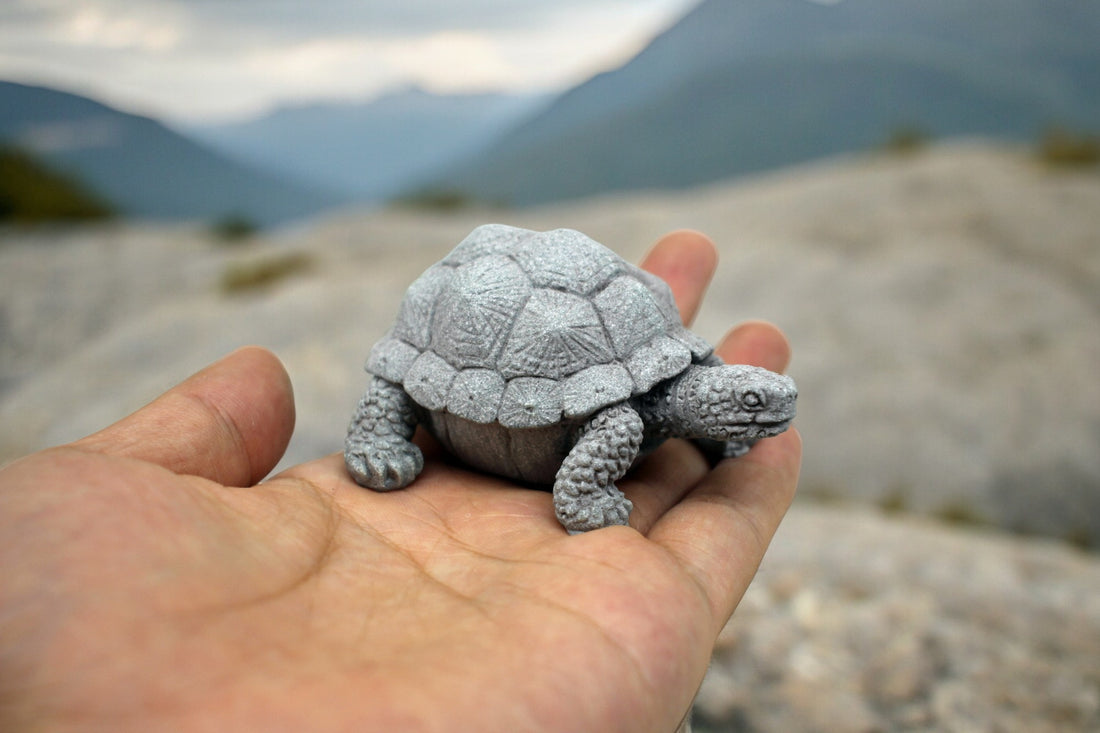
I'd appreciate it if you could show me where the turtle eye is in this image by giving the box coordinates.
[740,390,765,411]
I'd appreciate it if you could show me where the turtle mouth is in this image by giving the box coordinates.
[752,417,792,437]
[720,416,791,441]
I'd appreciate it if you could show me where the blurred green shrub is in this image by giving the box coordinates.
[877,487,910,515]
[1062,527,1095,552]
[933,500,990,529]
[219,252,315,295]
[209,213,259,244]
[1037,127,1100,167]
[0,146,114,223]
[392,188,478,211]
[390,187,507,212]
[881,125,931,155]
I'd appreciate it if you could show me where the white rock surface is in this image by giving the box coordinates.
[694,504,1100,732]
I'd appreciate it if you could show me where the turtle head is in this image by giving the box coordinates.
[672,363,797,442]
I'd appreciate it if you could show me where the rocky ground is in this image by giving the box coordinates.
[694,504,1100,732]
[2,141,1098,730]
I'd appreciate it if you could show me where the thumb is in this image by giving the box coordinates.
[72,347,295,486]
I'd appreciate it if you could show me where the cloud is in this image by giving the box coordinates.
[238,32,531,94]
[175,0,637,36]
[56,4,185,51]
[0,0,698,122]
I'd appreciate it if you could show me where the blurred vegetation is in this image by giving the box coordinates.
[209,213,260,244]
[881,125,932,155]
[1062,527,1095,553]
[801,483,847,505]
[1036,127,1100,168]
[0,145,114,223]
[932,500,990,529]
[390,187,507,212]
[877,487,910,515]
[219,251,315,295]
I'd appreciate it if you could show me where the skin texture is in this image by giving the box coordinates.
[0,230,801,733]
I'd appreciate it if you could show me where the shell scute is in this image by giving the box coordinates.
[404,351,457,411]
[447,368,506,423]
[498,289,613,380]
[512,229,623,294]
[625,335,692,392]
[631,265,683,327]
[430,255,530,369]
[499,377,563,428]
[393,264,453,349]
[594,275,668,359]
[366,337,419,382]
[443,224,535,266]
[562,364,634,418]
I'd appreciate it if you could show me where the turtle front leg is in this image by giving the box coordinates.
[554,404,644,533]
[345,377,423,491]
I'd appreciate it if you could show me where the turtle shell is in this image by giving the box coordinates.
[366,224,713,429]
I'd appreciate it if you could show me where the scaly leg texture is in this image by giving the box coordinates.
[345,377,423,491]
[554,404,644,533]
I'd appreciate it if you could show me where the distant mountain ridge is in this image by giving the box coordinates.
[0,81,340,226]
[4,0,1097,217]
[424,0,1100,205]
[188,87,548,201]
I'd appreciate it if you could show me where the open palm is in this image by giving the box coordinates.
[0,231,801,732]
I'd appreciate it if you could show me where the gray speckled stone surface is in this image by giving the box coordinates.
[345,224,797,532]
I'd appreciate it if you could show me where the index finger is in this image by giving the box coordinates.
[648,322,802,636]
[639,230,718,326]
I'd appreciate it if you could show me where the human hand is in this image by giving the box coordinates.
[0,231,801,732]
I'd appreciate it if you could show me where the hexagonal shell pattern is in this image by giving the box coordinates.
[364,225,714,426]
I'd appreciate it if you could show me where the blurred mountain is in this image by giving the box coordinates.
[0,81,341,226]
[188,86,548,201]
[424,0,1100,205]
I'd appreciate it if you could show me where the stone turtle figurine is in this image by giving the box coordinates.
[346,224,796,533]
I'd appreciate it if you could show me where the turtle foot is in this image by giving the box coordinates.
[345,377,422,491]
[345,437,423,491]
[556,486,633,534]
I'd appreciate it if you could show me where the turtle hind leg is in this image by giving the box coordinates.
[554,404,644,533]
[345,377,423,491]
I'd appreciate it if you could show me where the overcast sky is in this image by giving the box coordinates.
[0,0,699,124]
